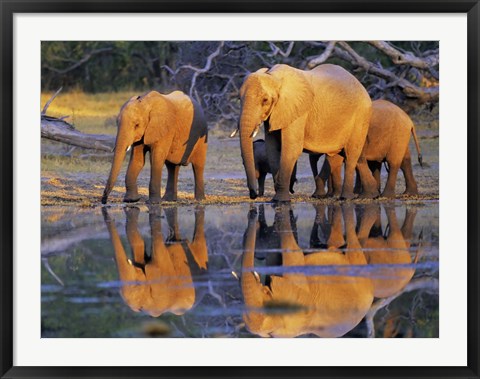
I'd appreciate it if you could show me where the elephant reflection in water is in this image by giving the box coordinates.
[241,204,374,338]
[102,206,208,317]
[355,204,421,298]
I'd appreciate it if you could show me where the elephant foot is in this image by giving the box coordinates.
[311,192,327,199]
[194,194,206,201]
[358,190,380,199]
[380,190,395,198]
[249,189,258,200]
[147,196,162,205]
[162,194,177,202]
[403,189,418,196]
[271,192,291,203]
[123,194,141,203]
[258,191,265,197]
[339,191,355,200]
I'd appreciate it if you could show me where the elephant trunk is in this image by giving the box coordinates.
[240,115,259,199]
[101,138,130,204]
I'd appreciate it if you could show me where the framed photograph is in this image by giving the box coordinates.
[1,1,479,378]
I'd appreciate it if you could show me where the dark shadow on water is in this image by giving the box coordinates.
[41,202,439,338]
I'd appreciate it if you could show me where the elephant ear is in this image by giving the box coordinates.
[144,97,176,145]
[268,66,314,132]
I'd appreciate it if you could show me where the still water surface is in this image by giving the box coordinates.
[41,202,438,338]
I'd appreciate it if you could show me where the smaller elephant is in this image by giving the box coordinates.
[101,90,208,204]
[361,100,422,197]
[311,99,422,198]
[253,139,297,197]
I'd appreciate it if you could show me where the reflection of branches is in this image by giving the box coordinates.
[42,258,64,286]
[365,277,439,338]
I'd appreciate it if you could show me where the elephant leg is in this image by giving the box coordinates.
[163,161,179,201]
[381,162,400,198]
[289,162,297,194]
[148,147,166,204]
[341,146,360,200]
[329,155,344,197]
[191,141,207,201]
[355,153,380,199]
[124,144,146,202]
[309,154,320,178]
[312,155,328,198]
[344,119,379,199]
[272,135,302,202]
[265,131,281,182]
[258,172,267,197]
[368,161,382,193]
[401,147,419,195]
[354,168,362,195]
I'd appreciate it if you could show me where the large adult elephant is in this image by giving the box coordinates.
[102,206,208,317]
[101,90,208,204]
[241,204,374,338]
[238,64,378,201]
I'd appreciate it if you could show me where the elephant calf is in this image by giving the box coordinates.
[253,139,297,197]
[101,90,208,204]
[312,99,422,198]
[361,99,422,197]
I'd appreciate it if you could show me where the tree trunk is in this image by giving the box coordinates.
[41,115,115,152]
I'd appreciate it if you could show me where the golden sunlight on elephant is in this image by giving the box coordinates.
[102,206,208,317]
[101,90,208,204]
[240,204,374,338]
[238,64,378,202]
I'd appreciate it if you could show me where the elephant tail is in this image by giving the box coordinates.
[411,124,423,167]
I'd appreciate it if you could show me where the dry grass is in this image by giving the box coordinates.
[41,91,439,207]
[41,90,138,135]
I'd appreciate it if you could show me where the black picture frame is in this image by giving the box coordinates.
[1,1,479,378]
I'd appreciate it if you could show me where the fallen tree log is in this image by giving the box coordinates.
[41,115,115,152]
[41,88,116,152]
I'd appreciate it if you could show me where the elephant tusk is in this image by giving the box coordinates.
[231,271,239,280]
[250,125,259,138]
[229,128,239,138]
[126,145,132,153]
[253,271,260,281]
[127,259,133,265]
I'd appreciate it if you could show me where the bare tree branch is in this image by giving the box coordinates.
[336,41,439,103]
[368,41,439,69]
[174,42,225,99]
[41,87,64,115]
[307,41,336,68]
[365,277,439,338]
[268,42,295,58]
